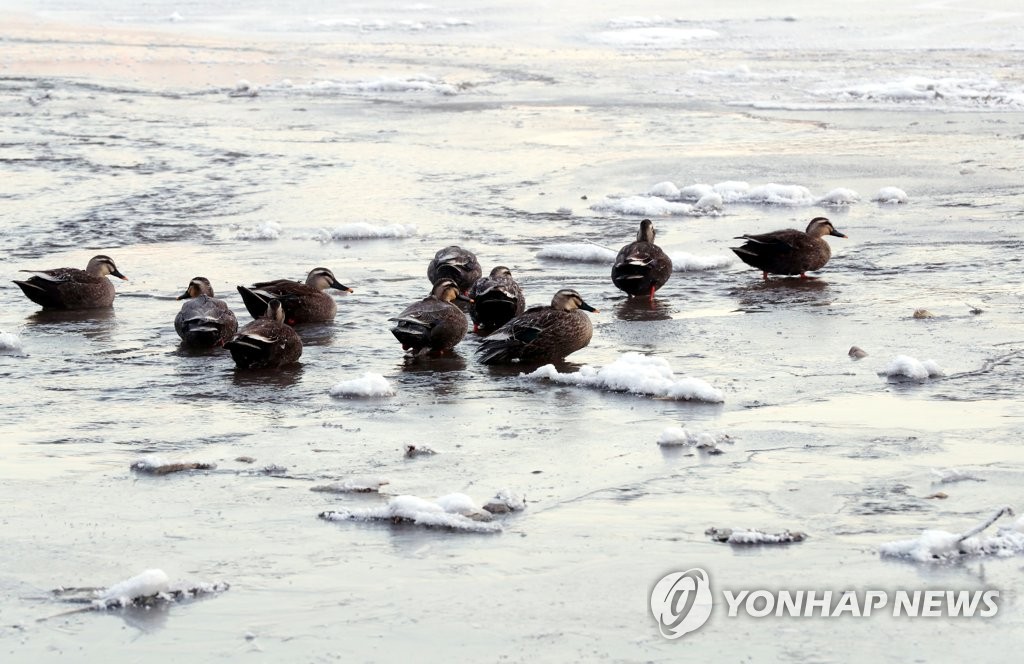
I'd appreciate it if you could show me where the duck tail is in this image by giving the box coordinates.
[236,285,270,319]
[390,317,433,350]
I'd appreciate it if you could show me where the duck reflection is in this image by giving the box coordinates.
[732,277,833,311]
[294,321,336,347]
[230,363,304,388]
[25,307,117,341]
[614,296,675,322]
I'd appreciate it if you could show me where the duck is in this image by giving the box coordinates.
[611,219,673,299]
[224,299,302,369]
[390,279,471,355]
[731,217,847,279]
[174,277,238,347]
[468,266,525,334]
[237,267,352,324]
[476,289,598,365]
[426,246,482,294]
[13,254,127,309]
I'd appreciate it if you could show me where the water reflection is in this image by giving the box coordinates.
[614,296,676,322]
[25,307,117,341]
[399,352,468,397]
[294,322,336,347]
[399,352,467,373]
[731,277,833,311]
[115,602,172,633]
[231,363,304,388]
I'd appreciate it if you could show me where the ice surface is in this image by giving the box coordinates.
[591,26,719,49]
[880,355,945,381]
[527,353,724,403]
[329,373,396,398]
[305,76,458,96]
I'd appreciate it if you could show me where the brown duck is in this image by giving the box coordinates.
[468,266,525,334]
[174,277,238,347]
[13,254,127,309]
[426,246,482,293]
[390,279,471,355]
[237,267,352,324]
[476,289,598,365]
[731,217,847,279]
[611,219,673,299]
[225,299,302,369]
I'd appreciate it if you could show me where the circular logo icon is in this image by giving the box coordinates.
[650,568,713,639]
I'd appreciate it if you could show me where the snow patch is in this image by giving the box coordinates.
[311,477,390,493]
[526,352,724,403]
[817,187,860,206]
[669,251,733,271]
[91,569,229,609]
[234,221,281,241]
[880,355,945,381]
[0,331,26,356]
[537,243,617,263]
[318,223,417,240]
[706,527,807,544]
[873,187,909,204]
[319,493,503,533]
[658,427,732,449]
[590,195,696,217]
[880,506,1023,562]
[329,373,396,398]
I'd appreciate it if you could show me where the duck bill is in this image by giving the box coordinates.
[579,301,599,313]
[456,293,474,303]
[332,280,354,293]
[112,269,128,280]
[830,229,848,238]
[176,289,190,300]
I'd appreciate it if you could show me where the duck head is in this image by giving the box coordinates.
[432,278,473,304]
[306,267,353,293]
[806,217,847,239]
[87,255,128,280]
[264,299,286,322]
[177,276,214,300]
[551,289,599,313]
[636,218,656,243]
[488,266,513,279]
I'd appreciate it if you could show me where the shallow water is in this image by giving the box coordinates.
[2,1,1024,661]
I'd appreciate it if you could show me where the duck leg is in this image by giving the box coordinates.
[762,271,769,281]
[648,285,656,301]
